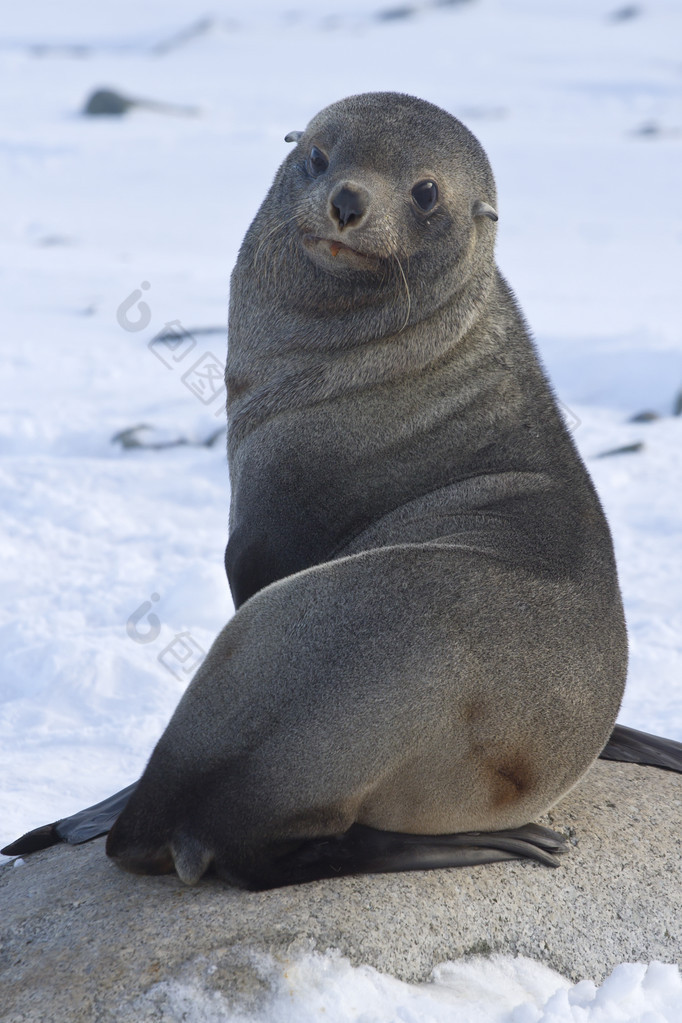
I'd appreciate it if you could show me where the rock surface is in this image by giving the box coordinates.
[1,760,681,1021]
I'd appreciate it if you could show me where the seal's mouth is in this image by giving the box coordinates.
[301,233,381,268]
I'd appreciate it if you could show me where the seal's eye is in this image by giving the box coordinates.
[307,146,329,177]
[412,180,438,212]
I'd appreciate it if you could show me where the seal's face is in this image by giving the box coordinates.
[282,93,498,283]
[297,157,441,273]
[236,93,499,332]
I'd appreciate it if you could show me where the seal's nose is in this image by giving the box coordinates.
[331,186,367,229]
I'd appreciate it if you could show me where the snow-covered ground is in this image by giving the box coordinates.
[1,0,681,1018]
[131,952,682,1022]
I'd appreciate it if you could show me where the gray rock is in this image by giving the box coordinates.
[595,442,645,458]
[82,89,137,116]
[81,88,199,119]
[630,411,660,423]
[1,761,681,1021]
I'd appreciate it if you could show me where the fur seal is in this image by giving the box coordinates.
[4,93,681,884]
[110,90,629,885]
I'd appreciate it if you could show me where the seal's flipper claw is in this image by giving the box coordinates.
[492,822,568,855]
[243,822,569,890]
[1,782,138,857]
[600,723,682,774]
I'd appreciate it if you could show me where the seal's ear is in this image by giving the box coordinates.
[472,199,498,222]
[285,130,304,144]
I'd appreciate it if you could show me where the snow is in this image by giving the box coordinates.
[133,953,682,1022]
[1,0,681,1016]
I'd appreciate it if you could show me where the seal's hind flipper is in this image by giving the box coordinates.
[1,782,137,857]
[245,822,569,890]
[600,723,682,773]
[12,722,680,864]
[1,823,62,856]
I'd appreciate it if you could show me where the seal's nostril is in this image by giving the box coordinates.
[331,187,365,229]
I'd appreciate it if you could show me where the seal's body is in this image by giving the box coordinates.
[99,93,629,886]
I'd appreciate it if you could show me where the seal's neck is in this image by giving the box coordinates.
[226,258,497,450]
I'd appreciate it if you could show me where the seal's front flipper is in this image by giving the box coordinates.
[245,822,569,890]
[1,782,137,857]
[600,723,682,774]
[0,823,62,856]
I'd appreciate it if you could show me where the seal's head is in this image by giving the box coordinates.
[243,93,499,329]
[285,93,497,276]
